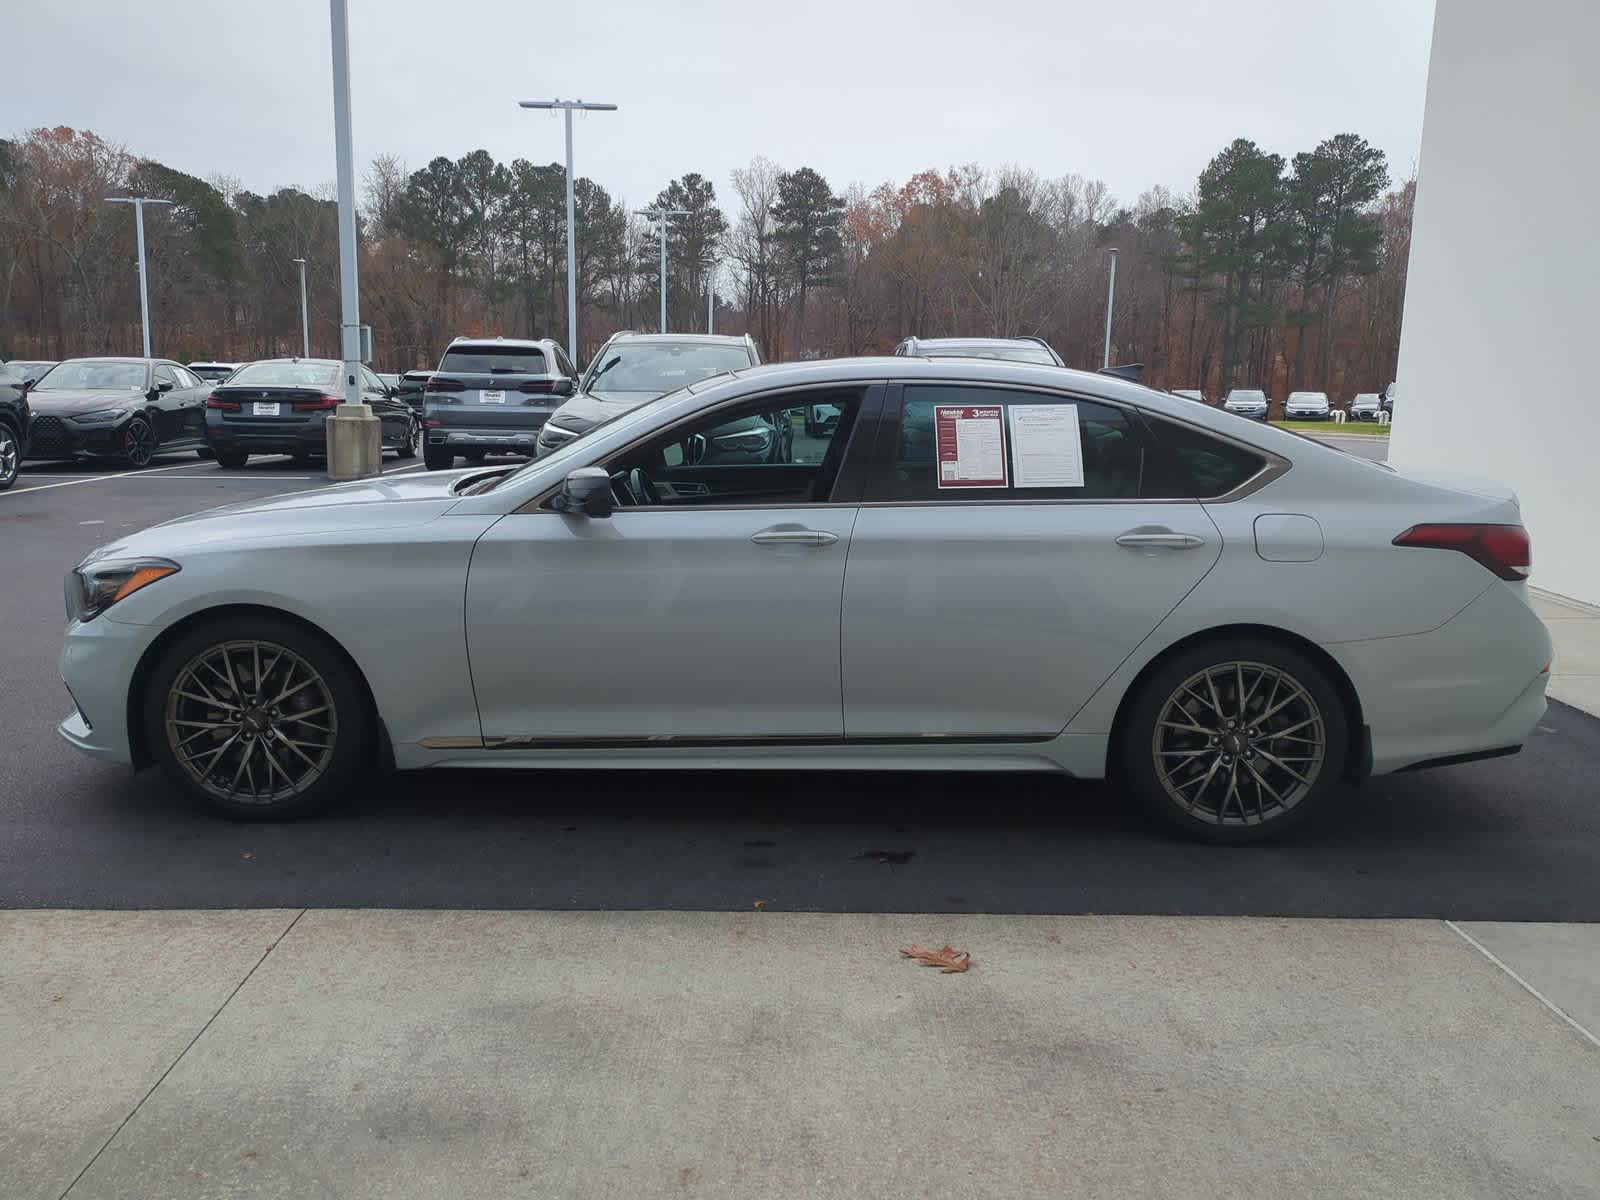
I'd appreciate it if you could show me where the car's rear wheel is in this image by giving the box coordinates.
[424,444,454,470]
[397,419,419,459]
[216,450,248,469]
[1119,638,1349,843]
[0,423,18,490]
[144,615,370,819]
[122,416,155,468]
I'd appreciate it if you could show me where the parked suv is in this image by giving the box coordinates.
[1284,390,1331,420]
[188,361,240,384]
[536,332,760,458]
[1222,388,1269,421]
[0,362,31,489]
[424,337,578,470]
[1350,393,1384,421]
[893,335,1065,366]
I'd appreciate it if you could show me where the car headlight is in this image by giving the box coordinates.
[70,408,129,423]
[713,428,772,452]
[65,557,181,622]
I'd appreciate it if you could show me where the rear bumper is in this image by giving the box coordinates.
[431,423,544,455]
[206,420,326,456]
[1323,582,1552,774]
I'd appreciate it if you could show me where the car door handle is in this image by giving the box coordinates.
[1115,530,1207,550]
[751,528,838,547]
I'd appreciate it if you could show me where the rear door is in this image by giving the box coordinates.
[150,364,187,442]
[840,383,1222,739]
[171,365,208,439]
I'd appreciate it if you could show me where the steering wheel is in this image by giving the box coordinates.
[627,467,660,507]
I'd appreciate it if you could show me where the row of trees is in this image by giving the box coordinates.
[0,126,1413,398]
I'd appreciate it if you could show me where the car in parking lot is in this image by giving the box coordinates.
[1222,388,1269,420]
[893,335,1065,366]
[1350,393,1385,421]
[424,337,578,469]
[1283,391,1331,420]
[188,361,240,384]
[536,332,759,458]
[57,357,1551,844]
[0,362,31,489]
[23,357,212,467]
[394,370,433,416]
[4,359,56,387]
[203,358,418,467]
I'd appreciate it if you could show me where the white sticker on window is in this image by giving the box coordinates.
[1008,404,1085,488]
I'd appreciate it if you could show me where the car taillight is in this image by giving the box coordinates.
[425,418,444,427]
[292,395,343,411]
[1392,524,1531,580]
[205,396,241,411]
[425,377,465,393]
[517,379,554,393]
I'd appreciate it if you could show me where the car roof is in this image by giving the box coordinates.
[602,332,753,347]
[236,358,341,368]
[448,337,552,349]
[907,337,1048,350]
[57,356,161,365]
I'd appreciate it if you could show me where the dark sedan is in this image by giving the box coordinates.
[24,358,210,467]
[204,358,418,468]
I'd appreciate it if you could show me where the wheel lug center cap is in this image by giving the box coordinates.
[241,708,271,735]
[1221,731,1248,756]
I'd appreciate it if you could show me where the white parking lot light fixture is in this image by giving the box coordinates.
[638,208,689,333]
[105,197,173,358]
[1102,246,1119,370]
[519,99,618,360]
[292,258,310,357]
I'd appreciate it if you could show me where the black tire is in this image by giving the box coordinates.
[424,444,454,470]
[290,451,315,467]
[143,614,371,820]
[122,416,156,468]
[1118,637,1349,844]
[195,447,215,460]
[216,450,249,469]
[0,423,18,490]
[463,450,486,464]
[397,419,419,459]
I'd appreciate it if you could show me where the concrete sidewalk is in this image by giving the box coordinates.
[1535,587,1600,717]
[4,912,1597,1199]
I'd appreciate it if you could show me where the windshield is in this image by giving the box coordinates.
[34,361,146,391]
[923,345,1056,365]
[1228,390,1266,402]
[439,345,546,375]
[584,343,751,395]
[226,361,339,388]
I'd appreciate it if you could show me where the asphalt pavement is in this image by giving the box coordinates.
[5,440,1599,919]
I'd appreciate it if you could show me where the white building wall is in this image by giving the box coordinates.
[1390,0,1599,604]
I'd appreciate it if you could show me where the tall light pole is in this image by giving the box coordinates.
[105,196,173,358]
[519,100,617,360]
[329,0,362,406]
[1101,246,1119,370]
[706,264,715,334]
[638,208,688,332]
[292,258,310,357]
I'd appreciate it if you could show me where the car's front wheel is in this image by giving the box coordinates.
[122,416,155,468]
[0,423,19,489]
[144,615,370,819]
[216,450,248,469]
[1119,638,1349,843]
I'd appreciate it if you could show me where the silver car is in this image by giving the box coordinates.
[57,358,1551,842]
[1223,388,1270,420]
[1284,391,1332,420]
[1350,393,1385,421]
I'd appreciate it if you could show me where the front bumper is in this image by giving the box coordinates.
[24,414,127,459]
[1285,409,1329,420]
[57,613,165,767]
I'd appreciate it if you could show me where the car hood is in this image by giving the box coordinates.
[96,468,485,555]
[552,390,652,428]
[28,389,143,414]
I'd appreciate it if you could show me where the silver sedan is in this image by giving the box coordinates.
[57,358,1552,842]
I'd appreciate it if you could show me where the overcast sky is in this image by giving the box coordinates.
[13,0,1436,211]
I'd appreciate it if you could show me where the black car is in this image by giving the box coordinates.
[423,337,578,470]
[0,364,31,489]
[23,357,211,467]
[395,370,434,416]
[204,358,419,468]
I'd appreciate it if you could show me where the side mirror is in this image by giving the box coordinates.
[554,466,613,518]
[156,380,174,392]
[553,378,575,397]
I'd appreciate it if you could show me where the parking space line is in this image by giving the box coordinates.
[2,459,229,497]
[1444,920,1600,1050]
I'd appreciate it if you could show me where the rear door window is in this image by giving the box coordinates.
[438,345,547,375]
[1142,419,1267,499]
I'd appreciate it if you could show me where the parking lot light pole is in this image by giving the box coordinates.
[105,197,173,358]
[707,267,715,334]
[639,208,689,333]
[292,258,310,357]
[518,99,617,359]
[329,0,362,405]
[1102,246,1119,370]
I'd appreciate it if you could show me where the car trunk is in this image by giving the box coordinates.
[426,374,563,428]
[210,385,335,433]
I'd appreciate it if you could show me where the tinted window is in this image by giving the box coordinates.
[227,361,340,388]
[153,365,178,388]
[583,342,752,395]
[34,361,147,391]
[875,386,1148,502]
[1143,419,1267,499]
[554,347,577,378]
[438,345,547,375]
[360,366,385,393]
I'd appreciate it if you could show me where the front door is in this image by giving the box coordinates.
[841,383,1222,738]
[464,386,875,744]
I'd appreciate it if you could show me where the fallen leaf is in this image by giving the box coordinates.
[899,944,972,973]
[752,899,768,910]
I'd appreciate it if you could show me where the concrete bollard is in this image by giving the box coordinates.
[326,403,383,480]
[1331,410,1347,424]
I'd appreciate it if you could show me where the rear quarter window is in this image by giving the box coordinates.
[1142,418,1267,499]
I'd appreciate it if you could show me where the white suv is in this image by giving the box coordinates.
[1284,391,1331,420]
